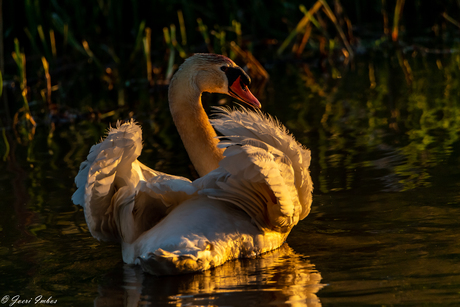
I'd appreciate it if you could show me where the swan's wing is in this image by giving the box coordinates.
[72,120,195,243]
[210,107,313,221]
[196,138,306,233]
[113,175,197,244]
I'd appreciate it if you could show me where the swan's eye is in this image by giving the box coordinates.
[220,66,228,72]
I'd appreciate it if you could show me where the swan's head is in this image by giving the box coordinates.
[178,53,261,108]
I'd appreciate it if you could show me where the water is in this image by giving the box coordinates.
[1,53,460,306]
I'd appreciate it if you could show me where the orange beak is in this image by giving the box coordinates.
[228,76,261,108]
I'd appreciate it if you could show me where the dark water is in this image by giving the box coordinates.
[1,53,460,306]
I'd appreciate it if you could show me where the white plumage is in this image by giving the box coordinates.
[72,54,313,275]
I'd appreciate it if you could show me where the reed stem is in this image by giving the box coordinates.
[163,27,175,81]
[178,10,187,46]
[41,57,51,106]
[277,1,322,55]
[170,24,187,58]
[50,30,57,58]
[232,20,242,46]
[143,27,153,86]
[392,0,406,42]
[319,0,354,59]
[442,12,460,29]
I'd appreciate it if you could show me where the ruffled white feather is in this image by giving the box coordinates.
[210,107,313,220]
[72,119,195,243]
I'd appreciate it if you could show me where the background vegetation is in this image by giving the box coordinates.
[2,1,459,124]
[0,0,459,192]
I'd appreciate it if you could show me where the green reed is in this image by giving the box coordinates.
[2,0,460,140]
[11,39,36,144]
[392,0,406,41]
[163,26,176,81]
[178,10,187,46]
[143,27,153,86]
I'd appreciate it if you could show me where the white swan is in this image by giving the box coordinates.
[72,53,313,275]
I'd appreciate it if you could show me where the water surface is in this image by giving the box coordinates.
[1,53,460,306]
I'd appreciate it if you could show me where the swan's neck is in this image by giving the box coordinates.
[169,73,224,177]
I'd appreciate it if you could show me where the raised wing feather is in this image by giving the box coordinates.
[72,120,195,242]
[209,107,313,223]
[195,107,313,233]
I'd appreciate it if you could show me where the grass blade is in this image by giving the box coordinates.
[232,20,242,46]
[319,0,354,59]
[12,39,30,111]
[41,56,51,106]
[392,0,405,42]
[163,27,175,81]
[143,27,152,86]
[11,39,36,141]
[170,24,187,58]
[396,49,412,85]
[50,30,57,58]
[296,24,312,57]
[82,40,102,67]
[178,10,187,46]
[442,12,460,29]
[129,20,146,62]
[382,0,390,35]
[368,63,376,89]
[277,1,322,56]
[37,25,52,60]
[51,13,86,55]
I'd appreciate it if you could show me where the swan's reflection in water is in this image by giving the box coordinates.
[95,244,324,306]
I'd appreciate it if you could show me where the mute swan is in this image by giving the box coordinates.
[72,53,313,275]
